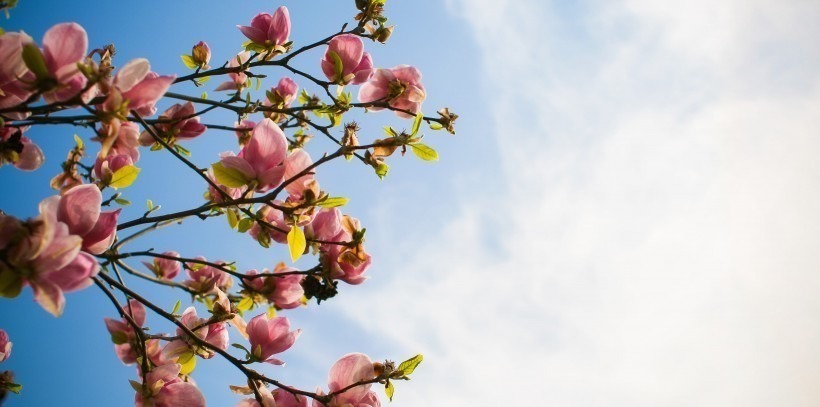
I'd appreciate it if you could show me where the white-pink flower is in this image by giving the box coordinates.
[246,313,301,365]
[134,363,206,407]
[358,65,426,118]
[238,6,291,48]
[0,329,11,363]
[321,34,374,85]
[218,118,287,192]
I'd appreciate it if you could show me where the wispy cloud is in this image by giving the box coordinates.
[338,1,820,405]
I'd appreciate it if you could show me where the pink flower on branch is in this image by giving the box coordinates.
[215,118,287,193]
[134,363,206,407]
[243,263,305,310]
[246,313,300,365]
[163,307,229,361]
[215,51,251,92]
[321,353,380,407]
[142,252,181,280]
[109,58,175,117]
[184,257,233,293]
[358,65,426,118]
[0,31,35,119]
[57,184,120,255]
[104,299,147,365]
[0,329,11,363]
[1,126,44,171]
[27,23,90,104]
[238,6,291,52]
[138,101,206,147]
[321,34,374,85]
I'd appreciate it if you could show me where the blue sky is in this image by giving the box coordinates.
[3,0,820,406]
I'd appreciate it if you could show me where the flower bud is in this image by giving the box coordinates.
[191,41,211,68]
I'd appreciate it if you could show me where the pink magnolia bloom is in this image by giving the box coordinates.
[243,263,305,310]
[0,32,35,119]
[134,363,206,407]
[321,353,380,407]
[307,208,342,242]
[219,118,287,192]
[215,51,251,92]
[282,149,316,199]
[112,58,175,117]
[274,389,310,407]
[238,6,290,48]
[39,23,89,104]
[263,77,298,122]
[138,102,207,146]
[184,257,233,293]
[236,386,277,407]
[248,204,289,245]
[319,215,371,285]
[104,299,146,364]
[95,120,140,162]
[321,34,374,85]
[358,65,426,118]
[246,313,301,365]
[0,329,11,363]
[1,126,44,171]
[57,184,121,255]
[142,252,181,280]
[0,197,99,316]
[163,307,229,361]
[94,153,134,184]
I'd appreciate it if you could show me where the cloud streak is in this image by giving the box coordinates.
[339,1,820,405]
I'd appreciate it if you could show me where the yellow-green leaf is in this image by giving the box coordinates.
[171,299,182,314]
[22,43,49,79]
[397,354,423,376]
[211,162,249,188]
[318,196,349,208]
[73,134,84,149]
[109,165,141,189]
[410,112,423,136]
[237,218,255,233]
[178,351,197,375]
[236,296,254,312]
[385,381,395,401]
[328,51,344,81]
[227,208,239,229]
[409,143,438,161]
[287,225,306,262]
[181,54,198,69]
[266,306,277,319]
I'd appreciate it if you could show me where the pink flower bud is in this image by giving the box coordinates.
[246,313,300,365]
[142,251,181,280]
[321,34,374,85]
[191,41,211,69]
[325,353,380,406]
[238,6,290,49]
[0,329,12,363]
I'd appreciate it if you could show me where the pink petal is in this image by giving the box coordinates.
[283,149,314,197]
[31,277,65,317]
[14,136,45,171]
[328,353,375,403]
[58,184,102,236]
[157,382,206,407]
[124,74,175,116]
[270,6,291,45]
[32,223,82,274]
[256,165,285,192]
[42,23,87,74]
[43,251,98,292]
[221,155,257,181]
[245,119,287,174]
[82,209,121,255]
[351,53,374,85]
[250,13,273,32]
[114,58,150,93]
[331,34,364,77]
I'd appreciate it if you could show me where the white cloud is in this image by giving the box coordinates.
[337,1,820,405]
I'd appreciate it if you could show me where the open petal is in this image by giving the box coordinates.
[239,25,266,45]
[331,35,364,76]
[14,137,45,171]
[59,184,102,236]
[44,251,98,292]
[328,353,375,404]
[158,382,206,407]
[283,149,314,197]
[82,209,121,254]
[270,6,291,44]
[245,119,287,173]
[31,277,65,317]
[114,58,150,93]
[42,22,87,73]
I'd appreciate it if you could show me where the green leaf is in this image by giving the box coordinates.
[429,123,444,131]
[397,354,423,376]
[409,143,439,161]
[226,208,239,229]
[211,162,250,188]
[410,112,423,136]
[385,381,395,401]
[181,54,198,69]
[255,77,262,91]
[73,134,84,149]
[374,162,389,180]
[236,296,254,312]
[129,380,142,392]
[0,269,23,298]
[22,43,49,80]
[114,197,131,206]
[318,196,349,208]
[110,330,129,345]
[108,165,141,189]
[146,199,154,210]
[175,144,192,157]
[328,51,344,81]
[287,225,306,262]
[201,91,208,99]
[194,76,211,85]
[237,218,255,233]
[266,306,277,319]
[7,382,22,394]
[178,351,197,375]
[171,299,182,314]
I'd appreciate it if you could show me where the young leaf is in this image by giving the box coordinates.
[397,354,423,376]
[429,123,444,131]
[73,134,84,149]
[109,165,141,189]
[266,306,277,319]
[201,91,208,99]
[287,225,306,262]
[171,299,182,314]
[7,383,22,394]
[178,351,197,375]
[318,196,349,208]
[146,199,154,210]
[226,208,239,229]
[409,143,439,161]
[237,218,255,233]
[22,43,49,80]
[328,50,344,81]
[236,296,254,312]
[181,54,198,69]
[211,162,249,188]
[114,197,131,206]
[374,162,389,180]
[410,112,423,136]
[385,381,395,401]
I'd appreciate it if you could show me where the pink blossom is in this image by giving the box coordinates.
[134,363,206,407]
[0,329,11,363]
[184,257,233,293]
[215,51,251,92]
[248,204,289,245]
[142,252,181,280]
[236,386,277,407]
[358,65,426,118]
[138,102,206,146]
[39,23,89,104]
[0,32,35,119]
[321,34,374,85]
[104,299,146,364]
[322,353,380,407]
[57,184,121,255]
[205,170,244,204]
[263,77,298,122]
[243,263,305,310]
[163,307,229,361]
[283,148,316,199]
[94,153,134,184]
[238,6,290,48]
[112,58,175,117]
[219,118,287,192]
[246,313,300,365]
[307,208,342,242]
[319,215,371,285]
[235,119,256,147]
[95,121,140,162]
[274,389,310,407]
[1,126,44,171]
[0,197,99,316]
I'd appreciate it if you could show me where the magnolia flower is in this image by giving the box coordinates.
[215,51,251,92]
[238,6,290,49]
[0,32,35,119]
[234,120,256,147]
[191,41,211,69]
[142,252,181,280]
[38,23,89,104]
[246,313,300,365]
[321,34,374,85]
[282,148,316,199]
[218,118,287,192]
[321,353,380,407]
[163,307,229,361]
[95,121,140,163]
[104,299,146,364]
[318,214,371,285]
[263,77,298,122]
[307,208,342,242]
[358,65,426,118]
[0,329,11,363]
[1,126,44,171]
[184,257,233,293]
[243,263,305,310]
[57,184,120,255]
[273,389,310,407]
[110,58,175,117]
[138,102,207,147]
[248,204,289,245]
[236,386,277,407]
[134,363,206,407]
